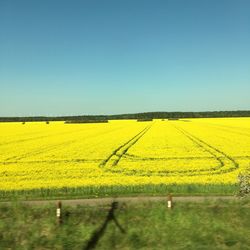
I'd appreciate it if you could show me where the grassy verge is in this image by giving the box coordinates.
[0,184,238,201]
[0,199,249,249]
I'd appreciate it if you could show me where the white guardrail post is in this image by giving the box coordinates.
[167,194,173,209]
[57,201,62,224]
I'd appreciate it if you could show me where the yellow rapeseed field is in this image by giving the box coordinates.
[0,118,249,191]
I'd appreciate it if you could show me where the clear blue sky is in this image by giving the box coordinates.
[0,0,249,116]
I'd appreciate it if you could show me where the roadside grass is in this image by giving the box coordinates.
[0,199,249,249]
[0,184,238,201]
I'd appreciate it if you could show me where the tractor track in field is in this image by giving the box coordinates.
[0,127,92,147]
[0,125,118,148]
[3,126,125,162]
[173,125,239,174]
[124,154,250,161]
[124,154,217,161]
[4,140,77,162]
[97,123,239,176]
[201,122,250,138]
[100,123,239,177]
[113,125,240,177]
[100,125,152,167]
[0,159,102,165]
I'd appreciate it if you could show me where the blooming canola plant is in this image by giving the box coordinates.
[0,118,249,191]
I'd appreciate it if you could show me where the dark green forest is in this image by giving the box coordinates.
[0,110,250,122]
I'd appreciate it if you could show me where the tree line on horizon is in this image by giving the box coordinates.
[0,110,250,122]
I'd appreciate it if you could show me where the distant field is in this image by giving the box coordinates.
[0,118,250,198]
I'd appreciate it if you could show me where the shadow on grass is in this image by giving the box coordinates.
[83,202,125,250]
